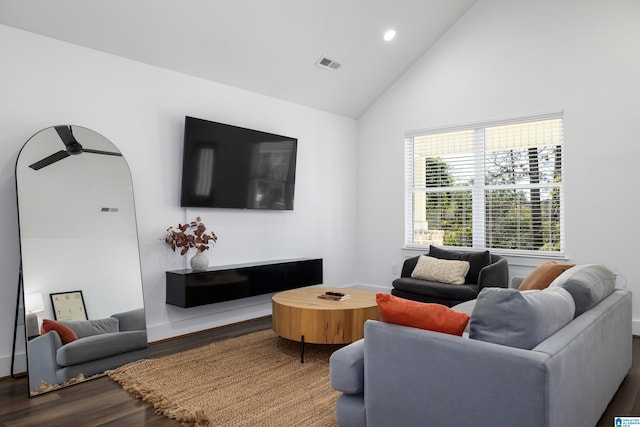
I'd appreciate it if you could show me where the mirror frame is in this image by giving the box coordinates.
[15,125,147,396]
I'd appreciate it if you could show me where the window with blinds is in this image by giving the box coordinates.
[405,113,564,254]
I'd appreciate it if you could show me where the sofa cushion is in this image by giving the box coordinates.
[549,264,616,317]
[56,330,148,366]
[518,260,575,290]
[61,317,120,338]
[330,339,365,394]
[428,245,491,284]
[377,293,470,336]
[411,255,470,285]
[392,278,479,301]
[469,287,575,349]
[41,319,78,344]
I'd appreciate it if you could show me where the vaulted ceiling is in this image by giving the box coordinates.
[0,0,475,118]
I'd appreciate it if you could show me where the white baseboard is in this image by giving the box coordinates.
[147,294,273,343]
[0,351,27,379]
[145,284,380,343]
[344,283,392,293]
[146,284,382,342]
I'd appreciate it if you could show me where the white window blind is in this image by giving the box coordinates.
[405,113,564,255]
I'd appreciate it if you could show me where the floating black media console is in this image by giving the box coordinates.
[165,258,323,308]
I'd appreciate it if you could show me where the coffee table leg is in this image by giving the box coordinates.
[300,335,305,363]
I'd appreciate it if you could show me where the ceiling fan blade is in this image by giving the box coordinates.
[28,150,70,170]
[54,125,77,148]
[82,148,123,157]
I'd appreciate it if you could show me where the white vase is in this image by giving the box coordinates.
[190,252,209,271]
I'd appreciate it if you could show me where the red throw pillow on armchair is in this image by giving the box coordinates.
[41,319,78,344]
[376,293,470,336]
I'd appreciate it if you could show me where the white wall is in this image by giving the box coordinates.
[0,25,358,376]
[357,0,640,330]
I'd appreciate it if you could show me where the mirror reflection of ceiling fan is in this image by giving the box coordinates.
[28,125,123,170]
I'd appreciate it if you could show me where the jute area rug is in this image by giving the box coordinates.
[107,329,342,426]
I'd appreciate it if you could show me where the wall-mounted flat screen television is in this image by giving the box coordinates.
[180,116,297,210]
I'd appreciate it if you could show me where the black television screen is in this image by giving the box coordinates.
[180,116,297,210]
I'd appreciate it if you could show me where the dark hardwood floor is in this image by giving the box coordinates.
[1,317,638,426]
[596,336,640,426]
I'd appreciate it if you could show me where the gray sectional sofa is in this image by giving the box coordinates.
[27,308,148,393]
[330,264,632,427]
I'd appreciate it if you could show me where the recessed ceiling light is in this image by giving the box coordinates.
[383,29,396,42]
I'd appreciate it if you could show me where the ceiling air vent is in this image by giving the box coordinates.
[315,55,342,71]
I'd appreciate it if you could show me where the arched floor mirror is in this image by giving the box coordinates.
[15,125,147,396]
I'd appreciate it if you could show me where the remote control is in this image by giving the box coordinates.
[325,291,345,297]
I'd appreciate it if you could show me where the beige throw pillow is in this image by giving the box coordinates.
[411,255,470,285]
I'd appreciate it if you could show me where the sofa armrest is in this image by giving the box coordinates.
[400,256,420,278]
[477,257,509,291]
[111,308,146,332]
[330,339,365,394]
[532,289,632,427]
[363,320,549,427]
[27,331,63,392]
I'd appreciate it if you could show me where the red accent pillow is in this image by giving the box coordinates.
[376,293,470,336]
[41,319,78,344]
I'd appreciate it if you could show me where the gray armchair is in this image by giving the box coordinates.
[391,246,509,307]
[27,308,147,393]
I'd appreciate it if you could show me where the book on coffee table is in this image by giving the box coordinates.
[318,292,351,301]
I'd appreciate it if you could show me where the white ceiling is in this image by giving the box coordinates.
[0,0,475,118]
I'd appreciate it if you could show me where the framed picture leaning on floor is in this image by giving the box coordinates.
[50,290,87,321]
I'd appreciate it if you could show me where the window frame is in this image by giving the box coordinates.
[404,112,565,257]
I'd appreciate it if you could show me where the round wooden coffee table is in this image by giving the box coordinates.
[272,287,379,362]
